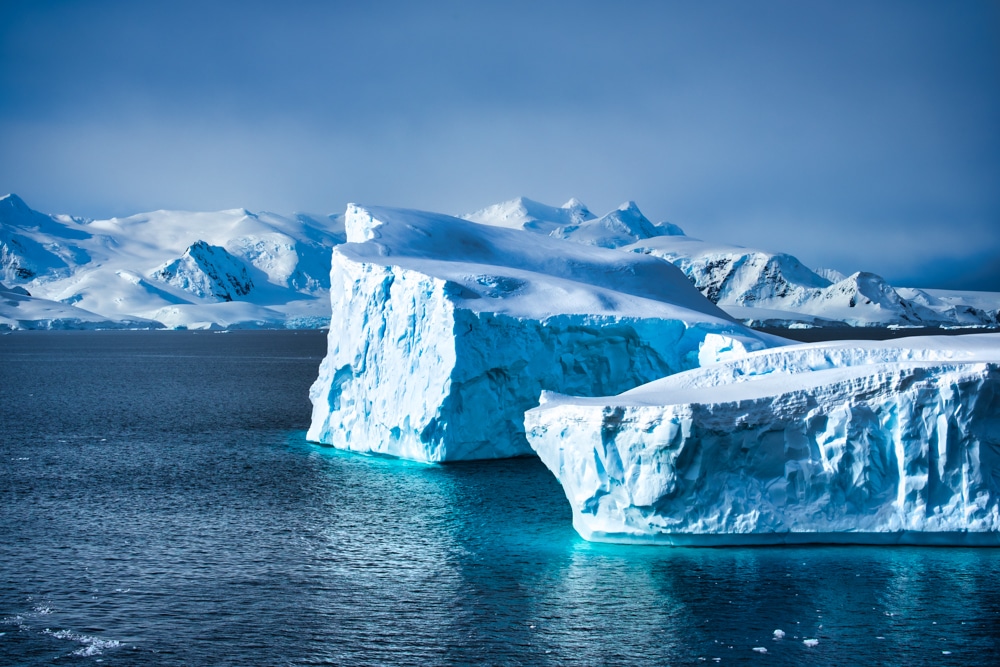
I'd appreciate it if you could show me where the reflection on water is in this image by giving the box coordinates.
[2,331,998,666]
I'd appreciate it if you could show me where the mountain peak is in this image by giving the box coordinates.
[463,196,596,230]
[1,193,27,205]
[0,193,32,216]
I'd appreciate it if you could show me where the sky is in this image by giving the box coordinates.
[1,0,998,290]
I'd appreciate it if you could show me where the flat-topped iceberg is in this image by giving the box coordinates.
[307,204,776,462]
[526,334,1000,545]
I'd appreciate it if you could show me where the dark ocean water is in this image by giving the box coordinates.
[1,330,999,666]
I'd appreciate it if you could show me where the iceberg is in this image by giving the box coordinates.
[526,334,1000,545]
[307,204,776,462]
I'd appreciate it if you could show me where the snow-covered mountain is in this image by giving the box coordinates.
[464,197,683,246]
[0,193,343,329]
[467,197,999,329]
[0,280,158,330]
[2,192,996,330]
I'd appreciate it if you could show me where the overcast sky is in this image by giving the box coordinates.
[2,0,998,289]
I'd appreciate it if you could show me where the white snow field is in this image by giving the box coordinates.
[0,280,159,330]
[467,197,999,329]
[526,334,1000,545]
[0,193,343,329]
[2,193,996,329]
[307,204,778,462]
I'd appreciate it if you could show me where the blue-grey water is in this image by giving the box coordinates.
[2,331,998,666]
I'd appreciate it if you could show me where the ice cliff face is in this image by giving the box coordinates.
[526,334,1000,545]
[307,204,775,462]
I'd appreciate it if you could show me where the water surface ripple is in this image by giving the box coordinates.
[1,331,998,665]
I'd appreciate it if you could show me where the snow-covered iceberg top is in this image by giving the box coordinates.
[526,334,1000,545]
[308,204,778,462]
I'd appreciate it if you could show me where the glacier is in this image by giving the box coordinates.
[467,197,999,329]
[2,192,996,330]
[307,204,776,462]
[0,193,343,330]
[526,334,1000,545]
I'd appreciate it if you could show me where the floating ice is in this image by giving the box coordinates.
[307,204,774,462]
[526,334,1000,545]
[803,639,819,648]
[773,629,785,639]
[43,628,122,656]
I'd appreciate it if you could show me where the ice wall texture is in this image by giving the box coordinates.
[526,335,1000,545]
[307,205,776,462]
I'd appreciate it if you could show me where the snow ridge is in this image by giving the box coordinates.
[0,194,342,329]
[2,193,995,329]
[153,241,254,302]
[466,196,996,328]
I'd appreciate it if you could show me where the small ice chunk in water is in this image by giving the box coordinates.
[752,647,767,654]
[803,639,819,647]
[773,629,785,639]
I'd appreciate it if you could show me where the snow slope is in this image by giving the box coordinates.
[4,192,994,330]
[0,194,343,329]
[629,236,987,328]
[466,197,998,329]
[307,204,777,462]
[465,197,683,246]
[526,334,1000,545]
[0,281,159,330]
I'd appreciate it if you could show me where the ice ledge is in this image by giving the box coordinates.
[527,336,1000,545]
[580,530,1000,547]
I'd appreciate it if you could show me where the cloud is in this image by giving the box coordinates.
[1,1,998,290]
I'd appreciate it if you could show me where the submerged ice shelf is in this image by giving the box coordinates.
[526,334,1000,545]
[307,204,776,462]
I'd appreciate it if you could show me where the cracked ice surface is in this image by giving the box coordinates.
[307,204,776,462]
[526,334,1000,545]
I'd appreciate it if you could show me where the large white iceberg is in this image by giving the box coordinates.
[307,204,776,462]
[526,334,1000,545]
